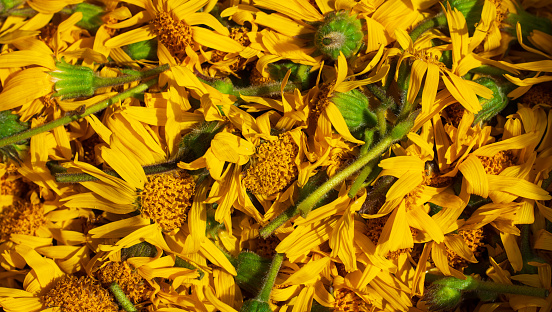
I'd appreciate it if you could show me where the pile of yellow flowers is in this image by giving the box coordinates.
[0,0,552,311]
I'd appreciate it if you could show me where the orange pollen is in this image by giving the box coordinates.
[521,84,552,106]
[243,132,299,196]
[140,171,195,232]
[0,200,46,241]
[149,12,193,58]
[365,215,414,259]
[95,261,151,304]
[477,150,516,175]
[249,236,281,258]
[0,174,23,196]
[41,275,119,312]
[334,288,371,312]
[444,103,465,127]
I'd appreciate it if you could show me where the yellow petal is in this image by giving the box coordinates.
[501,232,523,272]
[458,154,489,198]
[487,175,551,200]
[192,27,243,53]
[105,25,157,48]
[283,257,331,285]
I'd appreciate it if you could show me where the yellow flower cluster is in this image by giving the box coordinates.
[0,0,551,311]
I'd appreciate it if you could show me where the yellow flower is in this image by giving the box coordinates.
[104,0,244,63]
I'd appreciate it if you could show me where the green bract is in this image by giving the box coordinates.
[315,11,364,60]
[472,77,509,125]
[49,60,95,99]
[331,89,377,139]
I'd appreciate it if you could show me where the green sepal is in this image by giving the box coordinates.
[422,282,463,311]
[331,89,377,139]
[73,3,104,33]
[315,11,364,60]
[49,60,95,99]
[504,5,552,43]
[123,39,159,61]
[472,76,510,125]
[234,251,272,296]
[239,299,273,312]
[267,62,311,89]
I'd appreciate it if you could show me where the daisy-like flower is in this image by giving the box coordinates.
[104,0,244,64]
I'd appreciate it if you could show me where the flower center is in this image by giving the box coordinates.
[477,150,516,175]
[243,132,299,196]
[42,275,119,311]
[446,228,485,270]
[149,12,193,59]
[139,171,195,232]
[0,200,46,241]
[334,288,371,312]
[95,261,151,304]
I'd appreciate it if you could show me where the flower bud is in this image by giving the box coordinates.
[331,89,377,139]
[0,110,29,163]
[49,60,95,99]
[73,3,105,33]
[472,77,509,125]
[123,39,159,61]
[234,251,272,296]
[315,11,364,60]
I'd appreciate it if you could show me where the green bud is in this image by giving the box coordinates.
[472,77,510,125]
[240,299,273,312]
[0,110,29,163]
[422,283,462,311]
[121,242,158,260]
[234,251,272,296]
[211,78,237,96]
[49,60,95,99]
[331,89,377,139]
[170,121,225,163]
[314,11,364,60]
[73,3,104,33]
[123,39,159,61]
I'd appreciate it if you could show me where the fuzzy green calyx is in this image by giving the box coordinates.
[73,3,104,33]
[315,11,364,60]
[0,110,29,162]
[49,60,95,99]
[472,77,510,125]
[331,89,377,139]
[422,283,462,311]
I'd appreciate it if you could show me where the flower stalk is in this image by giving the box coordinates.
[109,282,138,312]
[240,253,285,312]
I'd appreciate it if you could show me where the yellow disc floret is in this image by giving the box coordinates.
[96,261,151,304]
[42,275,119,312]
[244,132,299,196]
[140,171,195,232]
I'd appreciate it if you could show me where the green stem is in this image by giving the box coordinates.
[0,78,157,149]
[109,282,137,312]
[92,64,170,89]
[259,205,298,239]
[376,109,387,135]
[256,253,284,302]
[365,84,397,109]
[409,13,447,42]
[54,160,180,183]
[348,157,378,198]
[476,280,548,298]
[296,136,394,218]
[237,81,303,97]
